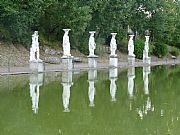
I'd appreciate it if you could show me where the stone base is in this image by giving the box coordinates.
[88,57,98,68]
[29,61,45,73]
[61,55,74,59]
[109,54,117,58]
[87,55,98,58]
[128,56,135,66]
[62,57,73,70]
[109,57,118,67]
[109,68,118,78]
[143,57,151,65]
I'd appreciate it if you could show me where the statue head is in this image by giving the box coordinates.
[89,31,96,37]
[111,33,117,38]
[63,29,71,35]
[129,34,134,40]
[145,30,150,36]
[145,36,150,41]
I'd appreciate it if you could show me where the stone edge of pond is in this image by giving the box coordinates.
[0,60,179,76]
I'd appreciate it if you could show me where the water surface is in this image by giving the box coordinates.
[0,66,180,135]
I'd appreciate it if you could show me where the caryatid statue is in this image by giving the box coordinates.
[62,29,71,57]
[144,36,150,59]
[110,33,117,57]
[30,31,41,61]
[88,31,96,57]
[128,35,135,57]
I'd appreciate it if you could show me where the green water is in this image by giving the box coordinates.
[0,66,180,135]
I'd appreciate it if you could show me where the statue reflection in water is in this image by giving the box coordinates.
[61,71,73,112]
[127,67,135,111]
[137,66,154,120]
[88,69,97,107]
[109,68,118,102]
[128,67,135,98]
[29,73,44,114]
[143,66,151,95]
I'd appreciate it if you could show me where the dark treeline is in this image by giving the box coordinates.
[0,0,180,54]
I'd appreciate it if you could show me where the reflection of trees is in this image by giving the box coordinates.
[0,66,180,135]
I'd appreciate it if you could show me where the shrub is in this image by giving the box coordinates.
[77,40,89,55]
[0,27,11,41]
[118,38,128,53]
[149,43,155,55]
[134,38,144,59]
[170,47,179,56]
[153,42,168,58]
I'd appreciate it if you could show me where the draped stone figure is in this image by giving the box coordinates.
[62,29,71,57]
[110,33,117,57]
[143,36,150,59]
[88,31,96,57]
[30,31,41,61]
[128,35,135,57]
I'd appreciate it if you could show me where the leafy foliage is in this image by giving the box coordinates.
[0,0,179,55]
[134,38,144,59]
[170,47,179,56]
[153,43,168,58]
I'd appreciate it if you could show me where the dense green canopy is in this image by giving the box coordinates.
[0,0,179,50]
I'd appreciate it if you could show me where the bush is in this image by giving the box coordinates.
[153,42,168,58]
[0,27,11,41]
[77,40,89,55]
[118,38,128,53]
[170,47,179,56]
[149,43,155,55]
[134,38,144,59]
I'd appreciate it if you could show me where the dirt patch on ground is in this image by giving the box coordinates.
[0,41,179,67]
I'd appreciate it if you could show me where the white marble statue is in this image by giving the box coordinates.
[110,33,117,57]
[88,81,95,107]
[62,29,71,57]
[30,31,41,62]
[110,78,117,102]
[143,36,150,59]
[62,83,71,112]
[88,31,96,57]
[128,35,135,57]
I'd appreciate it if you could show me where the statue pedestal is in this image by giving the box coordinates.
[88,56,98,68]
[29,61,45,73]
[128,56,135,66]
[143,57,151,65]
[61,56,74,70]
[109,56,118,67]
